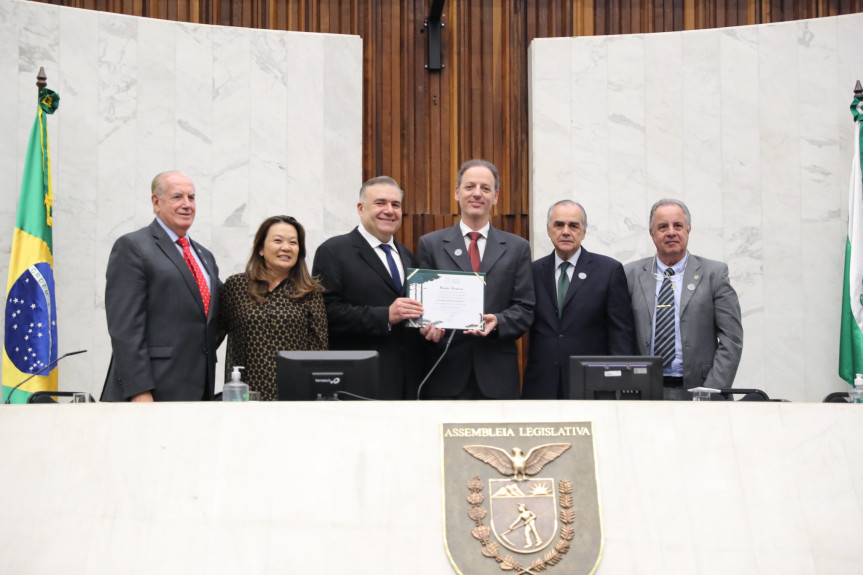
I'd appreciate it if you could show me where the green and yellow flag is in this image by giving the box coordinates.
[2,88,60,403]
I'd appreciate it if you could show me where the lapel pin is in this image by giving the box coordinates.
[454,249,463,256]
[693,275,699,280]
[578,272,587,280]
[687,283,695,291]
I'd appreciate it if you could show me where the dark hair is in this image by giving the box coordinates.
[456,159,500,190]
[246,215,321,303]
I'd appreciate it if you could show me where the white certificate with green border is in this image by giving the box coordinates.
[404,268,485,330]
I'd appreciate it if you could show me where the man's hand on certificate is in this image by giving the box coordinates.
[389,297,424,324]
[420,324,445,342]
[464,314,497,337]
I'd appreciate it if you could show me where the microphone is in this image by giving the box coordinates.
[416,330,456,400]
[4,349,88,404]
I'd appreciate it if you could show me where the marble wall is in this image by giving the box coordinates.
[529,13,863,402]
[0,0,362,398]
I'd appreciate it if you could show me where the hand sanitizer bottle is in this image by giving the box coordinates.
[223,366,249,402]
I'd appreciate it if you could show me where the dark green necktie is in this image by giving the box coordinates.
[557,262,571,318]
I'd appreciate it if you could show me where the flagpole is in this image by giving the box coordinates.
[37,67,46,94]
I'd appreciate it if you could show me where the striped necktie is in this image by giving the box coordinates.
[654,268,675,367]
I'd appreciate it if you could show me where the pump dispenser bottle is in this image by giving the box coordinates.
[222,366,249,402]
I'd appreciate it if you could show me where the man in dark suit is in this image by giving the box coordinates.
[101,171,221,402]
[416,159,535,399]
[312,176,424,399]
[522,200,636,399]
[624,198,743,399]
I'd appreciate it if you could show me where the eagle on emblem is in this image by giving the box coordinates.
[463,443,571,481]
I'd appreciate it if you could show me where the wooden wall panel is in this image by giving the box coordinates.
[33,0,863,247]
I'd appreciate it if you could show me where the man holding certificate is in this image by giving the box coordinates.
[416,159,535,399]
[312,176,425,399]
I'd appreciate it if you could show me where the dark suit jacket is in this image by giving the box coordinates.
[416,224,535,399]
[522,249,636,399]
[311,227,421,399]
[624,254,743,395]
[101,219,221,401]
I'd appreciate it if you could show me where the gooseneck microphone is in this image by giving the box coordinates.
[416,330,456,400]
[4,349,88,404]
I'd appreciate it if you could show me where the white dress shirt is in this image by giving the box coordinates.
[357,225,405,281]
[155,216,211,290]
[459,220,491,260]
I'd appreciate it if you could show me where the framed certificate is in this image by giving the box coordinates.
[404,268,485,330]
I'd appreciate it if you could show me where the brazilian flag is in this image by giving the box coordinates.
[2,88,60,403]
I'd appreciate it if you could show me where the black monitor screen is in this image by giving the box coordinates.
[276,350,380,401]
[569,356,664,400]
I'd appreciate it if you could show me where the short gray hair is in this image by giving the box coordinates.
[546,200,588,229]
[649,198,691,231]
[359,176,404,201]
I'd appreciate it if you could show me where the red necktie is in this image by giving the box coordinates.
[467,231,482,273]
[177,237,210,316]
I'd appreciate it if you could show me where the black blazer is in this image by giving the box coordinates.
[101,220,221,401]
[311,227,421,399]
[522,248,635,399]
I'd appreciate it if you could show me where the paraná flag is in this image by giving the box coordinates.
[839,91,863,385]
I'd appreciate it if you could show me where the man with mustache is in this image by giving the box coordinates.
[624,198,743,399]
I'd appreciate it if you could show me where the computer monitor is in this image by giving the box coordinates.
[569,356,664,400]
[276,350,380,401]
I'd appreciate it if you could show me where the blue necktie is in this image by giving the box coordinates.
[654,268,676,367]
[379,244,402,293]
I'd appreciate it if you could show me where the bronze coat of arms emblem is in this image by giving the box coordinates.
[442,422,602,575]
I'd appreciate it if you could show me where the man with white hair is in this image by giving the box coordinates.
[101,171,221,402]
[522,199,635,399]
